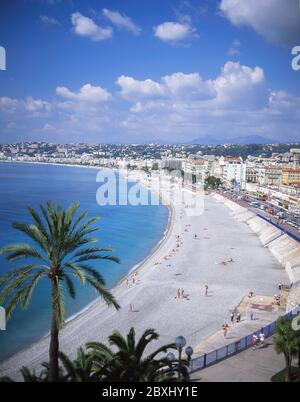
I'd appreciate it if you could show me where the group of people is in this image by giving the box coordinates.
[252,332,265,349]
[230,311,241,324]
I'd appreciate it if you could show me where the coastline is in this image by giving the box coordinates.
[0,164,289,380]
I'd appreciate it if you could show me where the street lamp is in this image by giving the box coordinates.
[185,346,194,363]
[166,352,175,370]
[175,336,186,379]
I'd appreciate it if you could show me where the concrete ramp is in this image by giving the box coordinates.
[213,193,300,311]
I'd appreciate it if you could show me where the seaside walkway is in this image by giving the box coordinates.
[191,338,284,382]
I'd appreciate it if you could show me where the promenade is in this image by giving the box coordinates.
[191,338,284,382]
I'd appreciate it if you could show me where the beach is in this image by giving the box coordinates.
[0,173,288,380]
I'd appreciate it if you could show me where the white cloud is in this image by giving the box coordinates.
[220,0,300,47]
[102,8,141,35]
[56,83,112,103]
[71,12,113,42]
[116,76,165,100]
[162,72,215,100]
[213,61,267,108]
[42,123,56,131]
[1,62,300,143]
[153,21,196,43]
[24,97,52,112]
[228,39,240,56]
[40,15,59,25]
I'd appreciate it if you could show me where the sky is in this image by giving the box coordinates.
[0,0,300,144]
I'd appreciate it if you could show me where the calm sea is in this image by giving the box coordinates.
[0,163,168,360]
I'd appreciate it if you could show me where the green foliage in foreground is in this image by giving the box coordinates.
[274,316,300,382]
[271,367,299,383]
[0,202,120,382]
[0,328,187,382]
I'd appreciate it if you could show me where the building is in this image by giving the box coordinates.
[257,165,282,186]
[219,156,245,185]
[161,158,183,171]
[245,166,259,184]
[290,149,300,168]
[182,159,205,184]
[282,168,300,187]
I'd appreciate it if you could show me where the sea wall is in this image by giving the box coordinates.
[212,193,300,311]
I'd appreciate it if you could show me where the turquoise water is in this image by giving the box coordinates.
[0,163,168,360]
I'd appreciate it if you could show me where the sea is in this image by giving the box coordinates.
[0,162,168,360]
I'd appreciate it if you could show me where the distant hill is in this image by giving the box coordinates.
[189,135,282,145]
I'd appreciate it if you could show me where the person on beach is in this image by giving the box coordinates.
[176,288,181,299]
[128,304,133,312]
[249,310,254,321]
[204,283,209,297]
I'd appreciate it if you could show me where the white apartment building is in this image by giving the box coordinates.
[219,156,245,185]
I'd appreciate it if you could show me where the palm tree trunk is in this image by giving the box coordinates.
[285,354,291,382]
[49,280,59,382]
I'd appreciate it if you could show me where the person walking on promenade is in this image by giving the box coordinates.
[222,323,229,339]
[230,312,235,324]
[259,332,265,347]
[236,312,241,323]
[204,283,209,297]
[252,334,258,350]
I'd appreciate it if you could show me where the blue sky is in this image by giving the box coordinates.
[0,0,300,144]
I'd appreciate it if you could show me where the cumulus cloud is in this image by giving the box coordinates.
[220,0,300,47]
[71,12,113,42]
[228,39,241,56]
[40,15,60,25]
[102,8,141,35]
[56,83,112,103]
[213,61,267,108]
[24,97,52,112]
[1,62,300,143]
[116,76,165,100]
[162,72,216,100]
[153,21,197,43]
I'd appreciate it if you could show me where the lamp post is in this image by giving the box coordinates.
[166,352,175,371]
[185,346,194,363]
[175,336,186,380]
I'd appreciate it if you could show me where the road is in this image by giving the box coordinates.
[218,190,300,241]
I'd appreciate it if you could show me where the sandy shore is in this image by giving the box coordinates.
[0,174,288,380]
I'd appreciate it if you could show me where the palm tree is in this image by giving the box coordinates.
[274,317,297,382]
[87,327,179,382]
[0,202,120,382]
[0,328,182,383]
